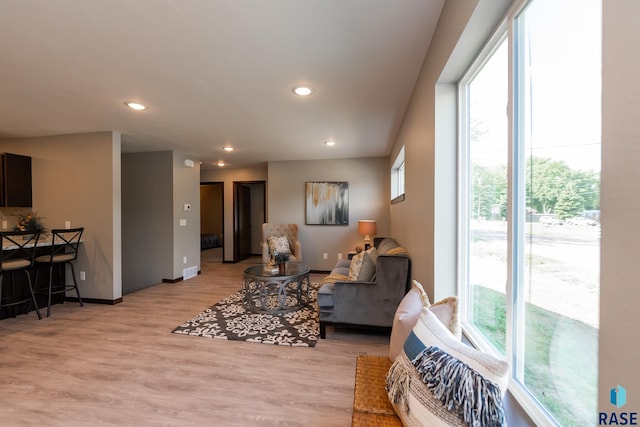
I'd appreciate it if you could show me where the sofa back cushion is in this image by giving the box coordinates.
[376,237,399,255]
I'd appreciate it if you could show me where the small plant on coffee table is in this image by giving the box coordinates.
[274,252,290,265]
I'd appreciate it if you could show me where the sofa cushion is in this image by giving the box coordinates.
[357,247,378,281]
[386,309,509,427]
[267,236,291,254]
[318,282,336,309]
[389,280,460,361]
[335,258,352,269]
[377,238,399,255]
[320,272,349,285]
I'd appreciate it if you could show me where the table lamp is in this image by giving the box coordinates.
[358,220,377,251]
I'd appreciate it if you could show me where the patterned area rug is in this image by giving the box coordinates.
[172,285,319,347]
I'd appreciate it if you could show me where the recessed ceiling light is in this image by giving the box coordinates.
[324,140,336,146]
[217,161,225,167]
[292,86,314,96]
[223,146,234,152]
[125,101,148,110]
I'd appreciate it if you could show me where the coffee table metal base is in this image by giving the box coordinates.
[243,266,311,315]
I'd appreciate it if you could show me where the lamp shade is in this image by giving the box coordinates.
[358,220,377,237]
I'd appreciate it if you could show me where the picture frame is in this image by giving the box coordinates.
[305,181,349,225]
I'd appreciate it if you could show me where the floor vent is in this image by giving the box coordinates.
[183,266,198,280]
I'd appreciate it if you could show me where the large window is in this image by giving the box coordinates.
[459,0,601,425]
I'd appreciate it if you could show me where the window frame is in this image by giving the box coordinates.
[457,0,599,424]
[458,22,512,359]
[391,146,405,204]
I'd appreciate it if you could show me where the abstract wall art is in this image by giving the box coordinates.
[305,181,349,225]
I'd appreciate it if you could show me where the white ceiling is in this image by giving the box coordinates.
[0,0,444,169]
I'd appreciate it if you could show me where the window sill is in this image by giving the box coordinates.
[391,194,405,204]
[461,326,553,427]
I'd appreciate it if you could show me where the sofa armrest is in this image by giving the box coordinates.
[328,254,410,328]
[375,254,411,293]
[332,281,382,326]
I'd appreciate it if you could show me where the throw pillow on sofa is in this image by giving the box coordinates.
[385,246,409,256]
[389,280,460,361]
[357,247,378,281]
[348,251,365,280]
[386,308,509,426]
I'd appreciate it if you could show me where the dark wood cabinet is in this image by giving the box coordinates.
[1,153,32,207]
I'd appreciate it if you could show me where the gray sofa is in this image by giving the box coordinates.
[318,237,411,338]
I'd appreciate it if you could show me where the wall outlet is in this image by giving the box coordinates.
[183,256,187,264]
[80,271,86,281]
[65,220,71,229]
[337,253,342,260]
[184,203,191,211]
[323,253,328,260]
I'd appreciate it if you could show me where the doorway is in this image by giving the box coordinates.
[233,181,265,262]
[200,182,224,263]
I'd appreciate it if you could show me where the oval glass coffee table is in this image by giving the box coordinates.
[243,264,311,314]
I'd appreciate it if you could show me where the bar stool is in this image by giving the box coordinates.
[0,230,42,320]
[35,227,84,317]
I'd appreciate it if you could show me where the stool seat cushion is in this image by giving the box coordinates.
[35,253,76,263]
[1,258,31,271]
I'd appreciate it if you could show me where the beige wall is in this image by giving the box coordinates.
[599,0,640,413]
[267,157,390,271]
[0,132,121,300]
[122,151,173,293]
[171,152,201,279]
[389,0,479,299]
[122,151,201,290]
[200,158,389,269]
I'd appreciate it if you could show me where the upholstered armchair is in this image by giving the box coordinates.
[261,223,303,265]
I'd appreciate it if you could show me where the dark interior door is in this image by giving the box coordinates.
[235,184,252,261]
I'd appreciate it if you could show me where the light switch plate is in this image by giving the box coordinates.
[179,219,187,226]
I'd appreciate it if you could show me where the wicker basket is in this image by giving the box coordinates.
[351,355,402,427]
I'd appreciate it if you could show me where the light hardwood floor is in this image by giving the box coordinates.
[0,257,389,427]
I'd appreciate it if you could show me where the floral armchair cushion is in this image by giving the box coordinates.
[261,223,302,264]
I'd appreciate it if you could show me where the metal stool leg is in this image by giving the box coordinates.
[67,261,83,306]
[47,264,54,318]
[24,269,42,320]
